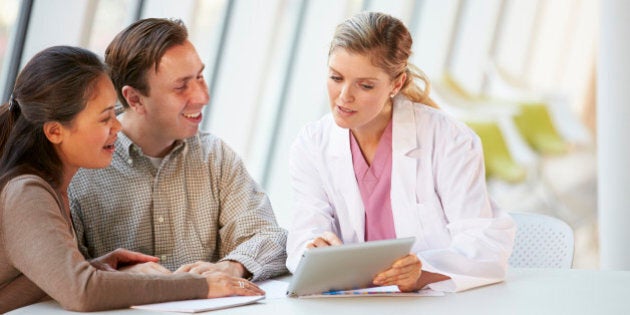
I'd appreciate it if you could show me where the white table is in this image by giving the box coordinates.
[8,268,630,315]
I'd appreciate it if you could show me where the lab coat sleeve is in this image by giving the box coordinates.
[419,121,516,292]
[286,126,339,273]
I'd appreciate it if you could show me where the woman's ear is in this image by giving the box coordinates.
[122,85,145,114]
[43,121,64,144]
[392,72,407,96]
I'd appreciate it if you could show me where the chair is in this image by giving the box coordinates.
[466,120,527,183]
[512,102,569,155]
[509,212,574,268]
[438,71,570,155]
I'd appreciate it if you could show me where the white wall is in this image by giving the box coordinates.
[598,0,630,270]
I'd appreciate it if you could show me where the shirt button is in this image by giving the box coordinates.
[127,158,133,164]
[161,255,167,261]
[158,216,164,223]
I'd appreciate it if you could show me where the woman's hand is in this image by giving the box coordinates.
[372,254,422,292]
[306,231,343,248]
[89,248,159,271]
[203,273,265,298]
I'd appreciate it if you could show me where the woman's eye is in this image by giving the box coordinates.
[101,111,115,123]
[100,117,111,123]
[360,84,374,90]
[330,76,342,82]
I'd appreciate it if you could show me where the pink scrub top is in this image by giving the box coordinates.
[350,119,396,242]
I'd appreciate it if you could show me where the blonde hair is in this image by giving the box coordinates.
[329,11,437,108]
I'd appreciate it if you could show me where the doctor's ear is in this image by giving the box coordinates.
[391,72,407,97]
[122,85,146,114]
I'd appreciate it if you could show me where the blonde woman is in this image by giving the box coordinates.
[287,12,515,293]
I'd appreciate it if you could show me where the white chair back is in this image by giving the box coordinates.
[509,212,574,268]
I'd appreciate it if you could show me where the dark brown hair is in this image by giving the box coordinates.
[105,18,188,108]
[330,11,437,107]
[0,46,106,190]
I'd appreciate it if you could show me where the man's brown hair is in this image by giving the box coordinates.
[105,18,188,108]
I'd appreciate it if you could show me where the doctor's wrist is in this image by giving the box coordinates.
[415,270,451,290]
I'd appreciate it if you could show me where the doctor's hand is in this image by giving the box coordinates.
[175,260,251,279]
[306,231,343,249]
[372,254,422,292]
[89,248,160,272]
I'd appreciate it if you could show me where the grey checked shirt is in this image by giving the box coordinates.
[69,131,288,281]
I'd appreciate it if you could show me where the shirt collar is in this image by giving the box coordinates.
[115,131,188,161]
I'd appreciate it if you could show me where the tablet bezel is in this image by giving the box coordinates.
[286,237,415,297]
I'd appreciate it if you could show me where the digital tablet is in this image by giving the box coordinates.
[286,237,415,297]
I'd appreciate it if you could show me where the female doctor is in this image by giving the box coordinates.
[286,11,515,293]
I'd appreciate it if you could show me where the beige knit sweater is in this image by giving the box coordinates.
[0,175,208,312]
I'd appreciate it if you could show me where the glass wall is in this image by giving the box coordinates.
[0,0,20,100]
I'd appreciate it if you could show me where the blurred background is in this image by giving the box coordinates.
[0,0,601,268]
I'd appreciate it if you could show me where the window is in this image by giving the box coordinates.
[87,0,137,56]
[0,0,20,98]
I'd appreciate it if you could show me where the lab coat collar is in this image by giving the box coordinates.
[392,95,420,157]
[326,96,422,242]
[328,121,365,241]
[391,96,422,241]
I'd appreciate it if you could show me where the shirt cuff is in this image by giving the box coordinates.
[220,254,262,281]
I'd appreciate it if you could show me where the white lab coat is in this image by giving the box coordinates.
[287,96,516,292]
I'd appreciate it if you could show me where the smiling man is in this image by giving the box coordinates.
[68,18,287,281]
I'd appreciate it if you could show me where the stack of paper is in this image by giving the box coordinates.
[131,296,264,313]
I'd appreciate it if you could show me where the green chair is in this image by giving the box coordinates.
[441,73,569,156]
[441,72,486,102]
[466,121,527,183]
[513,102,568,155]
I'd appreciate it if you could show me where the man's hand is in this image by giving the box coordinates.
[119,262,173,275]
[175,260,250,278]
[89,248,159,271]
[306,231,343,249]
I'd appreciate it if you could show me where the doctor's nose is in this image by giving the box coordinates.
[338,85,354,104]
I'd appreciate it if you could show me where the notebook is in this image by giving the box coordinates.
[131,296,264,313]
[286,237,415,297]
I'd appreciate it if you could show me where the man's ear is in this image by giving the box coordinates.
[43,121,65,144]
[122,85,146,114]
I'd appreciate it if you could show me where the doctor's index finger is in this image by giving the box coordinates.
[392,254,421,268]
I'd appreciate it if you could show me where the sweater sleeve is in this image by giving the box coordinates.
[1,176,208,312]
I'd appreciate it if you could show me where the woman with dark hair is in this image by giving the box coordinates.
[0,46,262,313]
[287,12,515,293]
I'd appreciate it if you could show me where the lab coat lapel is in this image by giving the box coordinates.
[391,97,421,239]
[328,123,365,242]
